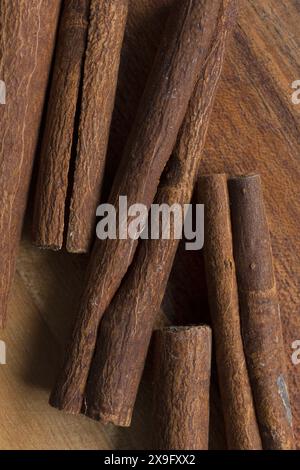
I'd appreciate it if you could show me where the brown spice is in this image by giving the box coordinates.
[197,174,262,449]
[0,0,61,327]
[228,174,295,450]
[32,0,90,250]
[83,0,235,427]
[66,0,128,253]
[152,325,212,450]
[50,0,223,414]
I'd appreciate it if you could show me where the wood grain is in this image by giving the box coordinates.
[0,0,299,449]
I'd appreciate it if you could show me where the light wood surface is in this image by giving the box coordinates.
[0,0,299,449]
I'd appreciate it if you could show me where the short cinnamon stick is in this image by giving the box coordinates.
[197,174,262,449]
[228,174,295,450]
[152,326,212,450]
[66,0,128,253]
[0,0,60,327]
[84,0,235,426]
[32,0,90,250]
[50,0,222,413]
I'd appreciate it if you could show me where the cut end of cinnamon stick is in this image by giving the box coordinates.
[157,324,211,335]
[49,386,83,415]
[65,236,88,254]
[198,172,228,189]
[35,242,62,251]
[85,407,131,428]
[229,173,260,179]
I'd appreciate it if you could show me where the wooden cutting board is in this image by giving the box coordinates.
[0,0,299,449]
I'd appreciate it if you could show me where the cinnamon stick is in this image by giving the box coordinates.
[84,0,235,426]
[228,174,295,450]
[66,0,128,253]
[197,174,262,449]
[152,326,212,450]
[32,0,90,250]
[0,0,61,327]
[50,0,223,413]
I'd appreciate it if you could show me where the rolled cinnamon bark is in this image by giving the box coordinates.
[197,174,262,449]
[84,0,235,426]
[0,0,61,327]
[32,0,90,250]
[152,326,212,450]
[66,0,128,253]
[50,0,223,413]
[228,174,295,450]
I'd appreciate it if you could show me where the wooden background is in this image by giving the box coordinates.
[0,0,299,449]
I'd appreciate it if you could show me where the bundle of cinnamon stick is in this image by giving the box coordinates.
[50,0,229,415]
[149,172,295,450]
[45,0,294,449]
[198,173,295,450]
[33,0,128,253]
[45,0,295,450]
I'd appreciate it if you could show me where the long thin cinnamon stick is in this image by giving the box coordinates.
[0,0,61,327]
[228,174,295,450]
[66,0,128,253]
[197,174,262,450]
[84,0,235,426]
[50,0,223,413]
[32,0,90,250]
[152,325,212,450]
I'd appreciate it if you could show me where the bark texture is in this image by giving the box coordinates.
[228,174,295,450]
[50,0,223,414]
[0,0,60,327]
[198,174,262,449]
[66,0,128,253]
[32,0,90,250]
[84,0,235,426]
[153,325,212,450]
